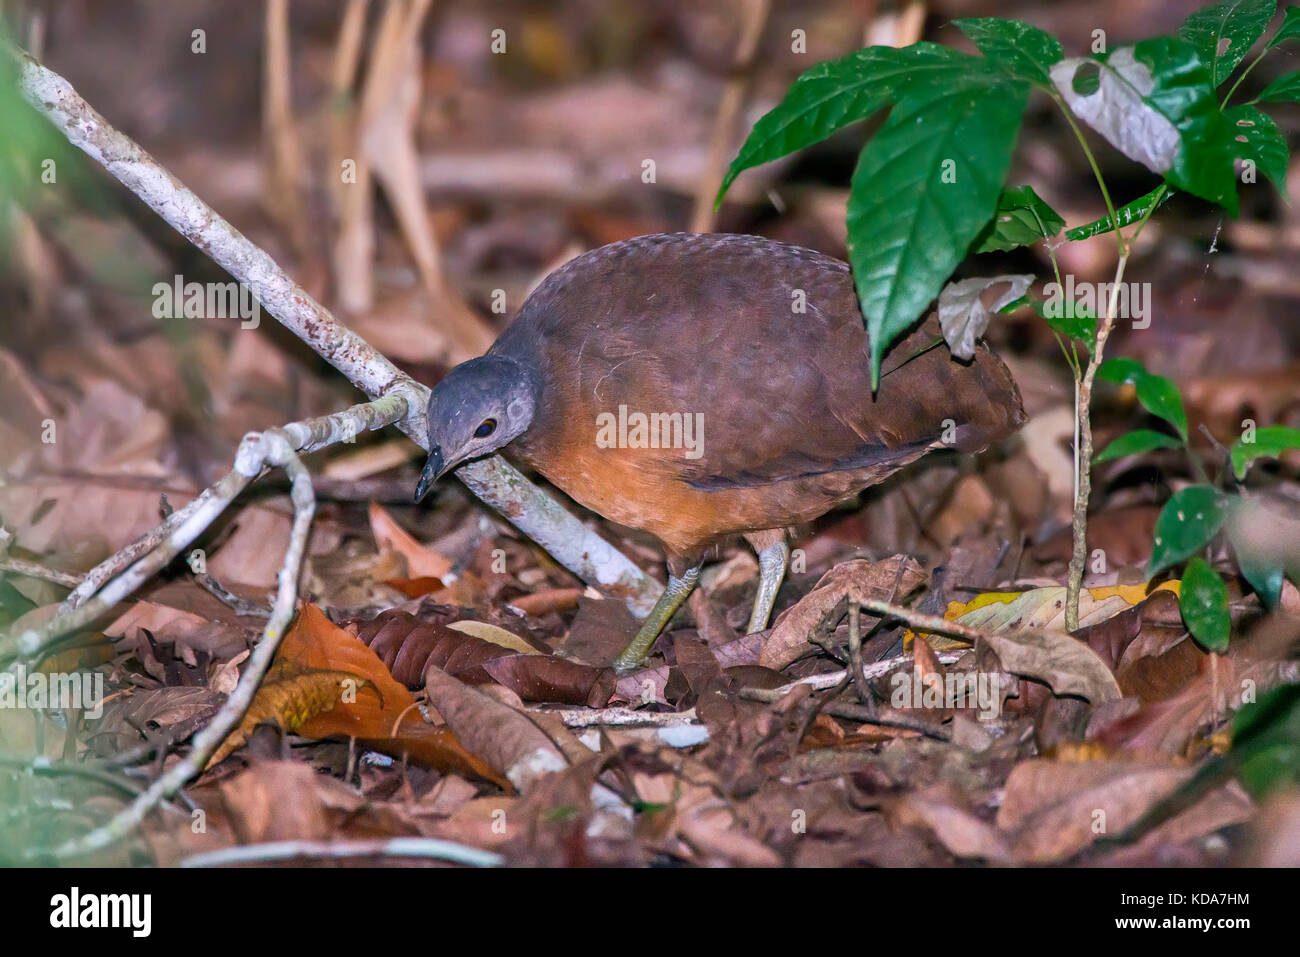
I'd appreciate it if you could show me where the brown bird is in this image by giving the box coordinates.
[414,233,1024,670]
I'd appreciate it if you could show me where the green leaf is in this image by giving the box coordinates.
[1064,187,1174,241]
[1224,104,1290,195]
[1180,557,1232,652]
[1134,37,1242,216]
[971,185,1066,253]
[1051,41,1238,215]
[1095,357,1188,439]
[1235,541,1286,609]
[1029,295,1095,344]
[848,56,1028,386]
[953,17,1064,87]
[1094,429,1185,463]
[717,44,981,204]
[1225,496,1296,610]
[1257,69,1300,100]
[1266,4,1300,47]
[1230,424,1300,478]
[1232,683,1300,798]
[1149,485,1226,578]
[1177,0,1277,87]
[1134,372,1189,441]
[1096,355,1148,384]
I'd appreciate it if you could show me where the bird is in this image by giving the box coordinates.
[414,233,1025,671]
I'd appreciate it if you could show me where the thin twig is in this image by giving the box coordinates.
[0,558,82,588]
[47,432,317,858]
[541,706,700,729]
[194,573,272,618]
[179,837,502,868]
[735,687,952,741]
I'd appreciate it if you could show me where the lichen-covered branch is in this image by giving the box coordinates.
[15,52,661,615]
[4,391,417,666]
[49,432,316,858]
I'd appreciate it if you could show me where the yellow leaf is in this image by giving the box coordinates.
[207,663,375,768]
[906,580,1181,650]
[446,620,541,655]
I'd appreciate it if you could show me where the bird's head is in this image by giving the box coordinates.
[414,354,539,502]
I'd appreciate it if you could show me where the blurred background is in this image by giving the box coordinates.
[1,0,1299,635]
[2,0,1300,868]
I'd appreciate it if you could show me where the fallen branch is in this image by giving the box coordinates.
[45,425,318,858]
[735,687,953,741]
[179,836,502,868]
[14,51,661,617]
[6,391,412,665]
[0,557,83,589]
[543,706,700,729]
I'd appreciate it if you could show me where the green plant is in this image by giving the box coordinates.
[717,0,1300,632]
[1093,355,1300,651]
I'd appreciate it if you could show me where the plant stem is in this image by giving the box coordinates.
[1063,186,1164,630]
[1054,95,1126,257]
[1221,47,1269,108]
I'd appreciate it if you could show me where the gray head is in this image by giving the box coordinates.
[414,354,539,502]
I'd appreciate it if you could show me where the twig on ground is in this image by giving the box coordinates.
[179,837,502,868]
[542,706,700,729]
[0,558,83,589]
[735,687,952,741]
[194,574,272,619]
[47,429,317,858]
[5,391,412,667]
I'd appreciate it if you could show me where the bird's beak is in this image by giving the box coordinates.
[413,446,446,503]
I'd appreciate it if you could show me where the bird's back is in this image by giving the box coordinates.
[492,233,1024,558]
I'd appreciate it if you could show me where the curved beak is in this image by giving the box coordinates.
[413,446,446,503]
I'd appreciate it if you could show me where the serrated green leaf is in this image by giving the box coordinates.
[1266,5,1300,47]
[1224,104,1290,195]
[953,17,1064,87]
[1097,355,1149,384]
[1177,0,1277,87]
[1257,69,1300,101]
[1149,485,1226,578]
[1134,36,1242,216]
[1051,41,1238,215]
[1135,371,1189,440]
[1064,187,1174,241]
[717,44,985,204]
[1180,557,1231,652]
[1094,428,1185,463]
[1029,295,1095,344]
[971,184,1066,253]
[848,62,1028,386]
[1230,424,1300,478]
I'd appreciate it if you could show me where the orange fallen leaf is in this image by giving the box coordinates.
[368,501,452,579]
[275,603,507,786]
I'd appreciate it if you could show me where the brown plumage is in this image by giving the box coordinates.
[416,233,1025,669]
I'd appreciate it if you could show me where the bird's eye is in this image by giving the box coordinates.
[474,418,497,438]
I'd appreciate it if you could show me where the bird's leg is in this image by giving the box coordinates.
[746,539,789,633]
[612,565,701,672]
